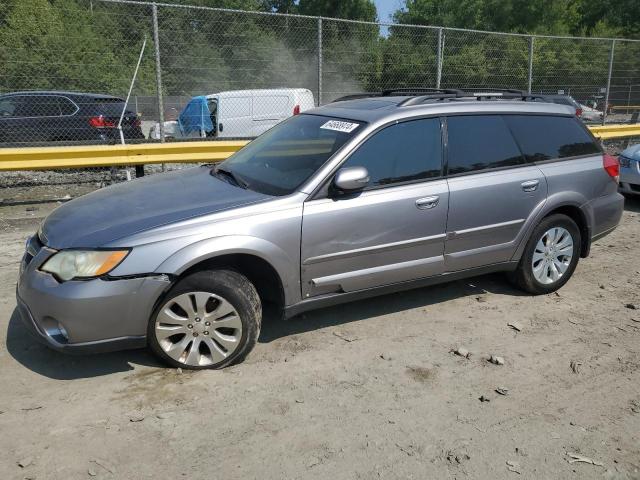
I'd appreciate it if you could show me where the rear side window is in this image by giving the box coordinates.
[14,96,60,117]
[57,97,77,115]
[341,118,442,187]
[446,115,524,175]
[504,115,600,162]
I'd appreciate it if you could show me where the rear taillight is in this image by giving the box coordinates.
[575,108,583,117]
[293,104,300,115]
[88,115,116,128]
[603,154,619,182]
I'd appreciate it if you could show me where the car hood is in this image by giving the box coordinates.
[40,166,269,249]
[621,143,640,161]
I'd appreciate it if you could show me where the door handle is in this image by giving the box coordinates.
[521,180,539,192]
[416,196,439,210]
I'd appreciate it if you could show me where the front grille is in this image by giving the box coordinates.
[630,184,640,193]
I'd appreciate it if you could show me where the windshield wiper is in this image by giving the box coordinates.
[212,165,248,189]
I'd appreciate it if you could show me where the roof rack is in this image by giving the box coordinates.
[331,88,548,106]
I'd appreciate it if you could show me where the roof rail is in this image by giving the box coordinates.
[331,92,382,102]
[381,87,465,96]
[330,88,549,106]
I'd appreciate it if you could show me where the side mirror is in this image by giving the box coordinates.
[333,166,370,192]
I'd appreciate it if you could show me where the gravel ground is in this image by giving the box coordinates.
[0,197,639,480]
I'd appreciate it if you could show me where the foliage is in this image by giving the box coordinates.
[0,0,638,110]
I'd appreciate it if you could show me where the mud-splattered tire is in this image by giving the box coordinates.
[148,269,261,370]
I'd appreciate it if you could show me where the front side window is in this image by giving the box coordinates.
[341,118,442,187]
[219,114,364,196]
[504,115,601,162]
[447,115,524,175]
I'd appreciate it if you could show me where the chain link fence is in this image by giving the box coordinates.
[1,0,640,151]
[2,0,640,197]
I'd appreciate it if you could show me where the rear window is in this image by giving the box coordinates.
[78,97,127,116]
[504,115,600,162]
[447,115,524,175]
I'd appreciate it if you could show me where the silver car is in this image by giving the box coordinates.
[619,143,640,195]
[16,89,624,369]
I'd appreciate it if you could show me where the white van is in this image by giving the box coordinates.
[149,88,315,140]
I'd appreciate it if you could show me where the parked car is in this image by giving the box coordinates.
[540,94,583,118]
[0,91,143,145]
[579,103,604,122]
[149,88,315,140]
[17,89,623,369]
[619,143,640,195]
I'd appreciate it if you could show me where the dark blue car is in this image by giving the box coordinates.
[0,91,144,146]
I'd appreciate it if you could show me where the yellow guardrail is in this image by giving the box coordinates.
[588,124,640,140]
[0,140,249,171]
[0,124,639,171]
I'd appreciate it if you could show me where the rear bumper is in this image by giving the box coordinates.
[588,192,624,239]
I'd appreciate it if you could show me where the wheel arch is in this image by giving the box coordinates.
[513,196,592,261]
[155,235,296,310]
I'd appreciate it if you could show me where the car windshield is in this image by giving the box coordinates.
[216,114,365,196]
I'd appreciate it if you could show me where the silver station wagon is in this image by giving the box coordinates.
[16,89,624,369]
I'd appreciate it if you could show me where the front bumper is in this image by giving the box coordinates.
[16,242,170,354]
[619,158,640,195]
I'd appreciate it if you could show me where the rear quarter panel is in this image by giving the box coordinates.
[512,154,623,260]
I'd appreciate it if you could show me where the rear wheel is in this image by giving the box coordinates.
[148,269,261,369]
[511,214,581,295]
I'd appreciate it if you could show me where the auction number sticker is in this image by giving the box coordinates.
[320,120,360,133]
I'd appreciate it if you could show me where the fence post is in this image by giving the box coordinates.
[436,28,443,89]
[317,17,323,106]
[152,3,165,141]
[603,39,615,125]
[527,36,534,94]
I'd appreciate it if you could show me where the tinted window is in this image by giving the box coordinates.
[341,118,442,187]
[58,97,77,115]
[222,115,364,196]
[92,98,128,116]
[504,115,600,162]
[13,96,60,117]
[447,115,523,175]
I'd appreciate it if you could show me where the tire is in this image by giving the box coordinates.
[148,269,261,370]
[510,214,581,295]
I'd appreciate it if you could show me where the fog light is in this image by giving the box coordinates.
[56,322,69,341]
[41,317,69,343]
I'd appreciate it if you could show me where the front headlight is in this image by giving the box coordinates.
[41,250,129,281]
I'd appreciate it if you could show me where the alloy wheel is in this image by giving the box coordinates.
[531,227,574,285]
[154,291,243,367]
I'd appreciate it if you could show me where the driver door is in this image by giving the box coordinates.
[300,118,448,298]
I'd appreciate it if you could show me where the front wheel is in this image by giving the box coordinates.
[148,269,261,369]
[511,214,581,295]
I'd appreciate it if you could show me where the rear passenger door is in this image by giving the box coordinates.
[301,118,448,298]
[444,115,547,271]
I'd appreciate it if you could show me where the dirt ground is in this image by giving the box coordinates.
[0,195,638,480]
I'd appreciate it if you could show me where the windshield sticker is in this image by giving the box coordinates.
[320,120,360,133]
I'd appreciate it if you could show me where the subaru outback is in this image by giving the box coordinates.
[16,89,624,369]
